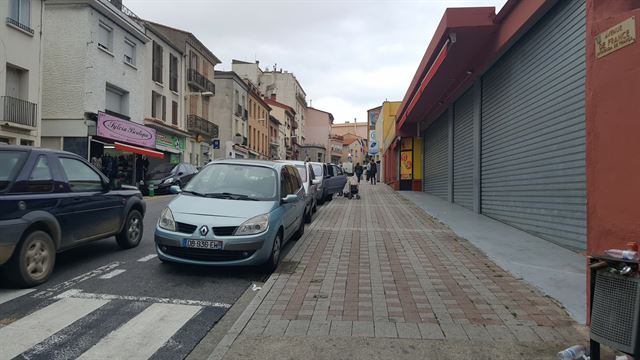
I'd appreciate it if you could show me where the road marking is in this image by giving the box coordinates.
[98,269,126,279]
[137,254,158,262]
[77,303,201,360]
[0,297,109,359]
[0,288,35,305]
[56,289,232,308]
[33,262,121,298]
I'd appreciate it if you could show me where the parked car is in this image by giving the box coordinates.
[309,162,326,204]
[320,163,347,202]
[278,161,319,223]
[154,159,306,270]
[0,145,146,287]
[143,162,198,195]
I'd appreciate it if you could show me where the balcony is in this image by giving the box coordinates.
[6,17,34,35]
[188,68,215,94]
[186,114,218,139]
[270,136,279,147]
[236,104,242,116]
[1,96,37,128]
[291,119,298,129]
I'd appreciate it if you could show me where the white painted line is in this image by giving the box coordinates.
[98,269,126,279]
[137,254,158,262]
[0,288,36,305]
[33,262,121,298]
[0,297,109,359]
[56,289,232,308]
[77,303,201,360]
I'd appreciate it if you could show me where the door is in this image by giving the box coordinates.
[332,165,347,191]
[423,111,449,200]
[56,156,123,243]
[280,168,296,237]
[480,0,586,251]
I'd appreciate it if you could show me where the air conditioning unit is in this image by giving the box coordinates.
[590,269,640,356]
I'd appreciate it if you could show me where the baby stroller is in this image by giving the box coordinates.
[345,175,360,200]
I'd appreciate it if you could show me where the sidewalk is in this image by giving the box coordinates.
[210,183,586,360]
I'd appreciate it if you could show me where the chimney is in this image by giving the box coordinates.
[271,93,276,100]
[256,60,260,65]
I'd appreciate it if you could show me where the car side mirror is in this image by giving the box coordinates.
[281,194,298,204]
[312,179,320,185]
[177,172,184,176]
[169,185,182,194]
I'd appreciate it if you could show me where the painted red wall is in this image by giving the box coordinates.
[586,2,640,256]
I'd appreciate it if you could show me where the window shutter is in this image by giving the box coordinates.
[151,92,156,118]
[172,101,178,125]
[162,96,166,121]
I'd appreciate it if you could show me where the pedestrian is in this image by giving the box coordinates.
[365,161,371,182]
[355,162,363,183]
[370,159,377,185]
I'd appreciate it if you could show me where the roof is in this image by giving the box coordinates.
[249,88,272,111]
[141,21,183,54]
[269,115,282,125]
[264,98,296,115]
[144,21,221,65]
[307,107,335,123]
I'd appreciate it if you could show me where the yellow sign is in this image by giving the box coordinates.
[596,17,636,59]
[400,150,412,180]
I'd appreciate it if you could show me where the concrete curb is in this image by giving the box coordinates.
[207,274,279,360]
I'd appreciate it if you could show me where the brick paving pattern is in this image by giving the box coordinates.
[239,183,584,343]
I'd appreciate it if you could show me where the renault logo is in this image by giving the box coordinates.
[199,226,209,236]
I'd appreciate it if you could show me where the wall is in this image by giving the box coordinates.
[305,107,332,153]
[331,121,368,139]
[144,29,182,128]
[0,0,44,145]
[211,76,233,145]
[586,2,640,255]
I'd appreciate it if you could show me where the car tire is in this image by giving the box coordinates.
[312,199,317,213]
[292,217,305,241]
[116,210,143,249]
[263,232,282,272]
[304,207,312,224]
[5,230,56,287]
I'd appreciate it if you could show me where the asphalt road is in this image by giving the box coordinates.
[0,195,272,360]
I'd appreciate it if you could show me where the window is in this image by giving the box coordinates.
[151,92,165,120]
[189,51,198,71]
[5,65,28,99]
[202,96,209,119]
[172,101,178,125]
[106,85,127,115]
[287,166,301,191]
[152,41,163,83]
[169,54,178,92]
[59,157,103,192]
[0,150,28,193]
[98,21,113,52]
[10,0,31,28]
[27,155,53,193]
[162,95,166,121]
[241,95,246,108]
[124,39,136,66]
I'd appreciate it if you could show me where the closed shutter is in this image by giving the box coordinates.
[480,0,586,251]
[423,111,449,200]
[453,89,474,210]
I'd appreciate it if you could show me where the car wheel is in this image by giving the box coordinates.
[304,206,312,224]
[264,232,282,271]
[116,210,143,249]
[312,199,317,213]
[292,216,305,241]
[5,230,56,287]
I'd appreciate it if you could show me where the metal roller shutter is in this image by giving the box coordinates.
[453,89,474,210]
[423,112,449,199]
[480,0,586,251]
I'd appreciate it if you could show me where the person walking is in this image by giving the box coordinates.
[355,162,363,183]
[369,159,377,185]
[365,161,371,182]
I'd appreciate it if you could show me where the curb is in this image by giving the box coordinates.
[207,274,278,360]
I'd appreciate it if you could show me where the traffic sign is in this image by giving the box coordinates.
[212,138,220,149]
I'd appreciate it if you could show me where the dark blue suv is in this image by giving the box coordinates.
[0,146,146,287]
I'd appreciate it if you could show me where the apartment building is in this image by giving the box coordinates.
[305,106,334,162]
[0,0,44,146]
[247,82,270,159]
[212,70,250,159]
[265,97,296,160]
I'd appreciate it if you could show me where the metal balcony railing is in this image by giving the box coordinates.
[243,109,248,120]
[236,104,242,116]
[1,96,37,127]
[105,0,141,20]
[187,68,216,95]
[243,136,248,146]
[5,17,34,35]
[186,114,218,138]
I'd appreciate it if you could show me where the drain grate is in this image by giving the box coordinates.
[275,261,299,274]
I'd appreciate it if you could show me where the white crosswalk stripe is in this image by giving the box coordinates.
[0,288,35,305]
[77,303,202,360]
[0,297,109,360]
[98,269,127,279]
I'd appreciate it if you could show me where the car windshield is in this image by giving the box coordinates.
[147,163,177,180]
[183,163,277,200]
[295,165,307,182]
[0,151,28,193]
[311,164,322,179]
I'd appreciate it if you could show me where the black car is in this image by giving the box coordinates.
[143,162,198,195]
[0,145,146,287]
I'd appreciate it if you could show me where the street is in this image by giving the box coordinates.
[0,195,271,360]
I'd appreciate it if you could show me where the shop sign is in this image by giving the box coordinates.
[156,132,185,152]
[596,17,636,59]
[97,112,156,148]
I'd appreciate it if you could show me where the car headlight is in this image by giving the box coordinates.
[163,177,174,184]
[158,207,176,231]
[234,214,269,236]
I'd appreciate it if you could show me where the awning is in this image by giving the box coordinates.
[114,142,164,158]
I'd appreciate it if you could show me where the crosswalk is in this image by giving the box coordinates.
[0,288,226,360]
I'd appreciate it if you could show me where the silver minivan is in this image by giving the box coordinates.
[278,161,319,223]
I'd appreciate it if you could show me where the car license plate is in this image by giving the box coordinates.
[184,239,223,250]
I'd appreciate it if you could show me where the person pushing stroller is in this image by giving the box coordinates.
[344,173,360,200]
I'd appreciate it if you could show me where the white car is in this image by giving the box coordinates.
[278,161,319,223]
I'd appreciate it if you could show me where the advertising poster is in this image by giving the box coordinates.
[401,150,413,180]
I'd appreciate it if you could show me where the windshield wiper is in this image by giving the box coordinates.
[205,192,259,201]
[181,190,207,197]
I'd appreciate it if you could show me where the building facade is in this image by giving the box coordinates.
[149,22,220,166]
[247,83,270,159]
[331,120,368,141]
[1,0,44,146]
[305,106,334,161]
[41,0,154,186]
[397,0,587,251]
[268,115,280,159]
[212,70,250,159]
[265,97,297,160]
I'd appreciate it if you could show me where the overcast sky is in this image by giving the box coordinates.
[128,0,507,123]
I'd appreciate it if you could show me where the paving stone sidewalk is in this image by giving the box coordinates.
[211,183,586,359]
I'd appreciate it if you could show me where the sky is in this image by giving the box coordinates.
[127,0,508,123]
